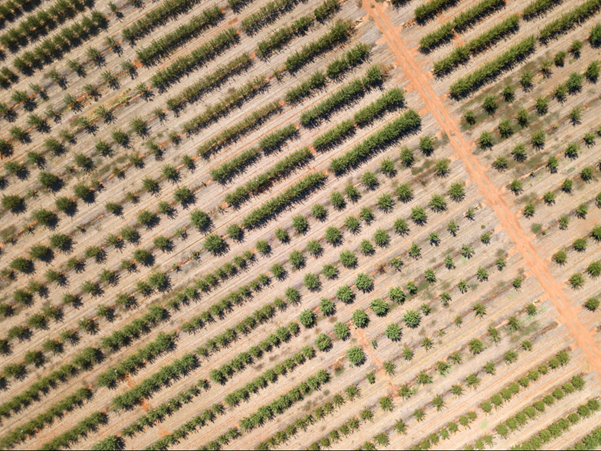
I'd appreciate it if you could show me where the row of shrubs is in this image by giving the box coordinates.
[150,28,238,89]
[178,275,270,334]
[403,338,550,449]
[148,359,331,449]
[145,403,226,450]
[112,353,198,410]
[418,0,504,52]
[11,11,107,73]
[414,0,458,24]
[182,294,278,339]
[259,123,298,153]
[0,346,100,418]
[326,42,370,79]
[433,15,520,77]
[449,36,536,99]
[0,0,40,27]
[285,20,354,72]
[166,53,251,110]
[515,398,601,450]
[237,370,331,432]
[97,332,176,388]
[182,76,268,133]
[329,109,421,174]
[224,147,312,207]
[211,148,261,183]
[209,122,298,182]
[40,411,107,451]
[0,387,93,449]
[241,0,298,33]
[136,6,223,65]
[523,0,563,20]
[99,305,169,352]
[539,0,601,43]
[256,384,362,450]
[219,345,315,400]
[0,304,168,418]
[0,0,89,49]
[312,88,405,151]
[255,0,339,58]
[300,65,384,126]
[241,172,327,229]
[122,0,203,42]
[119,383,204,439]
[487,374,586,444]
[197,101,281,157]
[284,44,370,104]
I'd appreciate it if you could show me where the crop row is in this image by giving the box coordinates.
[469,374,587,448]
[0,387,93,449]
[313,88,405,151]
[414,0,458,24]
[256,384,364,450]
[409,349,572,450]
[522,0,563,20]
[122,0,203,42]
[449,36,536,99]
[515,398,601,449]
[240,172,327,229]
[285,20,353,72]
[418,0,504,52]
[224,147,312,207]
[197,101,281,157]
[10,11,108,74]
[0,0,41,28]
[209,122,299,183]
[151,28,239,89]
[240,0,299,33]
[136,5,223,65]
[255,0,339,58]
[329,109,421,174]
[433,15,520,77]
[151,369,331,451]
[166,53,251,110]
[0,0,89,49]
[300,65,384,126]
[539,0,601,43]
[182,75,268,133]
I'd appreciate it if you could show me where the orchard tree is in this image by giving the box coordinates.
[347,346,365,365]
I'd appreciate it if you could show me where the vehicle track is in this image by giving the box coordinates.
[362,0,601,377]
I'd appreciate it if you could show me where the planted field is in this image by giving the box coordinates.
[0,0,599,449]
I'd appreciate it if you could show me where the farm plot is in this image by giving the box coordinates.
[0,0,600,449]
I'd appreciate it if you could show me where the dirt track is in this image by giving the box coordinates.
[362,0,601,378]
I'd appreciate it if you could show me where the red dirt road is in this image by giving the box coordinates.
[362,0,601,377]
